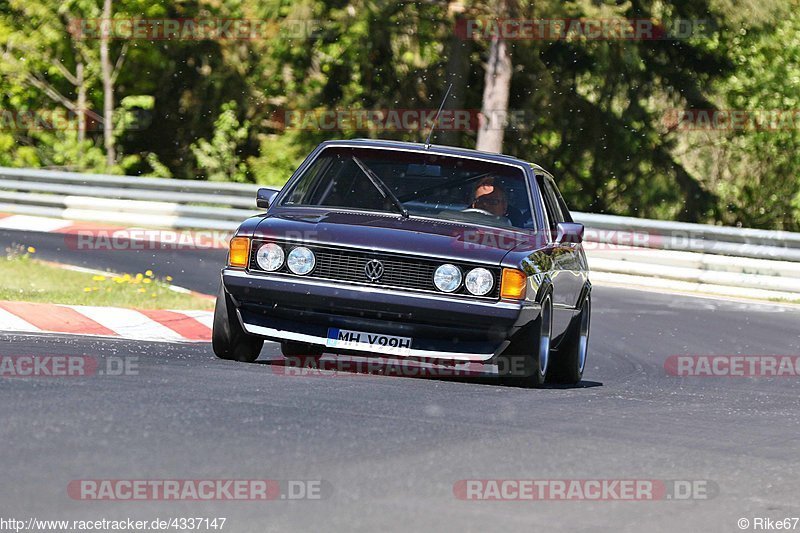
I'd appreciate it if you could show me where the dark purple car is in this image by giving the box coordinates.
[213,139,591,387]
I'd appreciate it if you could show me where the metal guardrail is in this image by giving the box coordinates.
[574,212,800,262]
[1,165,798,245]
[576,212,800,248]
[0,166,263,230]
[1,167,260,195]
[1,166,799,297]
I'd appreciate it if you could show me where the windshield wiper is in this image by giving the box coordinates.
[352,156,409,218]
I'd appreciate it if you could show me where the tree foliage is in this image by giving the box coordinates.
[0,0,798,229]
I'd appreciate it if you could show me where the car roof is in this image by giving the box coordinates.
[318,138,546,173]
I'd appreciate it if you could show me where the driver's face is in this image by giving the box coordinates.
[473,184,507,217]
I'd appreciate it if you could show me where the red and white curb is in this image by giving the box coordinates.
[0,301,213,342]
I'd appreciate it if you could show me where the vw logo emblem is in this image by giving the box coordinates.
[364,259,384,282]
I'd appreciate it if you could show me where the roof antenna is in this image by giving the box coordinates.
[424,82,453,149]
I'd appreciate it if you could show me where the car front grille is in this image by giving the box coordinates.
[248,240,502,299]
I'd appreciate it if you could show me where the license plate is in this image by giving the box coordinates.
[326,328,412,355]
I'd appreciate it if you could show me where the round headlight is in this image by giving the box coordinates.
[287,246,315,275]
[465,268,494,296]
[256,243,284,271]
[434,264,462,293]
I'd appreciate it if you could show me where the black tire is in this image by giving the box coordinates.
[548,293,591,385]
[281,341,324,360]
[212,283,263,363]
[499,293,553,388]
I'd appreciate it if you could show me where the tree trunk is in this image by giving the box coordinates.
[76,61,86,144]
[438,3,470,147]
[100,0,115,167]
[476,34,512,153]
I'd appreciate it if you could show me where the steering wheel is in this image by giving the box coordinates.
[461,208,495,217]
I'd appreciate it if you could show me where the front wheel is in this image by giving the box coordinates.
[548,293,591,385]
[499,293,553,388]
[212,283,263,363]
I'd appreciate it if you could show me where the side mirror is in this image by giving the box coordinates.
[555,222,584,245]
[256,188,279,209]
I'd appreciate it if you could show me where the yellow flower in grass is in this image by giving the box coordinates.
[165,276,173,282]
[92,275,106,282]
[27,246,36,254]
[83,287,92,292]
[137,288,146,293]
[142,278,152,284]
[145,270,154,277]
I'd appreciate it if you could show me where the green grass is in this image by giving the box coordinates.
[0,248,213,310]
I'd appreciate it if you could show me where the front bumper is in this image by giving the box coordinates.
[222,269,539,362]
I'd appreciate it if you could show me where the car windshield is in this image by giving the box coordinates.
[281,147,535,229]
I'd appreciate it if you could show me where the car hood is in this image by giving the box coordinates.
[253,209,544,265]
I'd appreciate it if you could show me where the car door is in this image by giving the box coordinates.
[536,173,585,310]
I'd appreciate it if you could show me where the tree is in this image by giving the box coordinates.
[99,0,115,166]
[702,5,800,229]
[476,0,514,153]
[0,0,133,171]
[501,0,737,221]
[438,0,472,147]
[191,101,250,182]
[0,0,98,157]
[0,0,796,230]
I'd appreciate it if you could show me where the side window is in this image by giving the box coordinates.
[536,174,563,236]
[546,177,573,223]
[283,156,332,205]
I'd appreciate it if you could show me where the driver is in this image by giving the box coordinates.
[472,177,508,216]
[471,177,525,226]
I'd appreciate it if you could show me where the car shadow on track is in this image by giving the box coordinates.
[255,357,603,389]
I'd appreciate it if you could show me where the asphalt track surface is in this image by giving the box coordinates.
[1,228,799,532]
